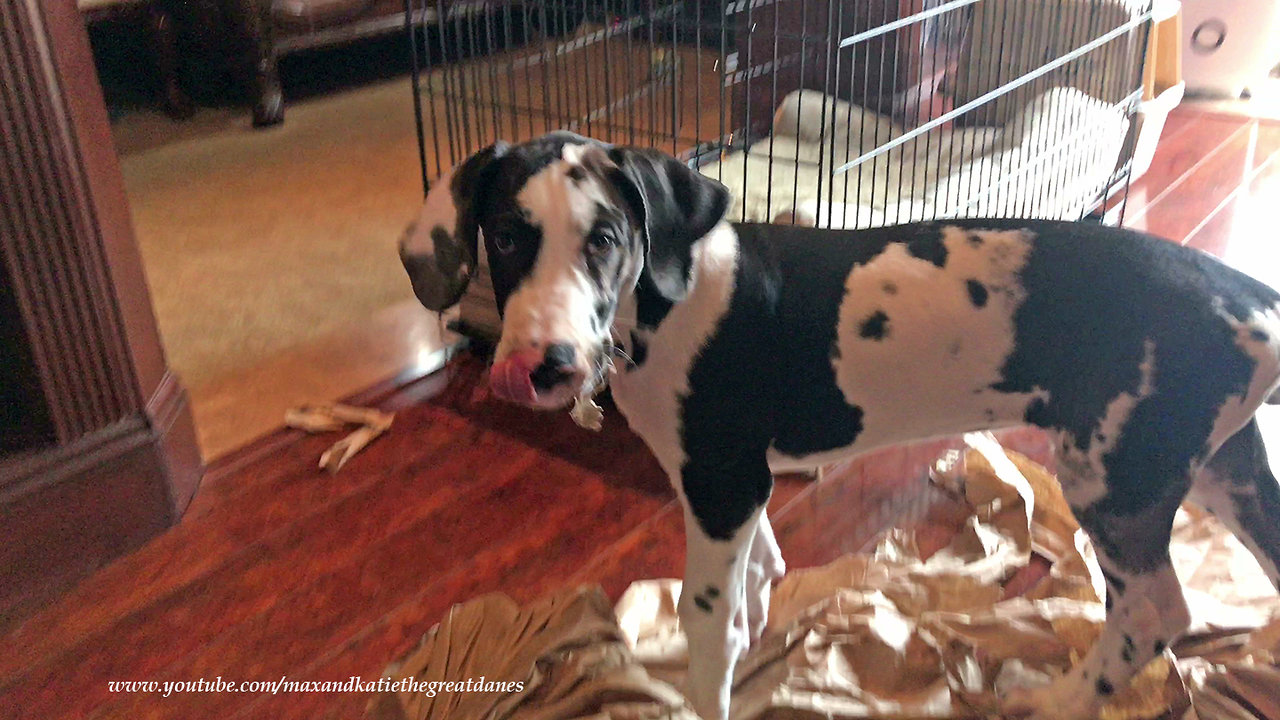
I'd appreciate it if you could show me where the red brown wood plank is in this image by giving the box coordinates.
[571,503,686,596]
[0,406,468,682]
[238,471,843,720]
[210,471,680,720]
[87,445,671,720]
[1125,121,1258,243]
[1183,122,1280,263]
[1,354,668,684]
[1119,110,1245,221]
[7,416,558,719]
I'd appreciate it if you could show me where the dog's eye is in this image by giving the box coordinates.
[492,235,516,255]
[586,230,616,251]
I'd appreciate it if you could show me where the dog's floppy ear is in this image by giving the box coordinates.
[399,141,509,311]
[607,146,730,301]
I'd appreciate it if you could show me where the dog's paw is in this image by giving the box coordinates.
[683,678,731,720]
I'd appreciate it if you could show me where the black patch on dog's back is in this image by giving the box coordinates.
[690,222,968,462]
[907,234,949,267]
[859,311,890,339]
[676,223,952,537]
[966,279,989,308]
[963,217,1278,522]
[735,224,892,459]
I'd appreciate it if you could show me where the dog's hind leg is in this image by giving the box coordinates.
[1189,417,1280,589]
[1007,461,1192,720]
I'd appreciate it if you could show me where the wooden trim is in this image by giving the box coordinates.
[145,370,202,514]
[44,0,173,404]
[0,419,151,504]
[0,0,203,618]
[0,376,201,617]
[0,0,140,441]
[0,419,176,622]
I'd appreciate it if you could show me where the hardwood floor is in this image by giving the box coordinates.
[1122,106,1280,289]
[2,105,1278,720]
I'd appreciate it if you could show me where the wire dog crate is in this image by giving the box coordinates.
[405,0,1155,334]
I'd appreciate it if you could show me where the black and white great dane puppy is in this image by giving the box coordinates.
[399,132,1280,720]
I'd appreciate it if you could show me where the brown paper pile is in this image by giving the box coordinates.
[367,588,697,720]
[370,434,1280,720]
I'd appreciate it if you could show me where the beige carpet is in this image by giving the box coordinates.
[114,76,422,390]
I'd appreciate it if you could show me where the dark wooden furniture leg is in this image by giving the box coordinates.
[147,1,194,118]
[236,0,283,126]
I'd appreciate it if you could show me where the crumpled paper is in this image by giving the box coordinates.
[283,403,393,473]
[370,434,1280,720]
[367,587,697,720]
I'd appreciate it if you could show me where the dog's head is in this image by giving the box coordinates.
[399,132,730,409]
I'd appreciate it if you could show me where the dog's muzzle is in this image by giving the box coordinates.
[490,343,587,406]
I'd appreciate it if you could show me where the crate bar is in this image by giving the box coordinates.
[838,0,980,49]
[721,51,802,87]
[723,0,794,17]
[498,3,683,75]
[404,0,429,194]
[565,72,673,135]
[832,7,1154,177]
[1115,2,1155,227]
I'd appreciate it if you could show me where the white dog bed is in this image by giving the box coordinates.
[698,87,1129,229]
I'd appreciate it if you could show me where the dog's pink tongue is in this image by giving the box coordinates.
[489,352,540,404]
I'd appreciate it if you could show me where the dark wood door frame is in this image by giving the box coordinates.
[1,0,202,620]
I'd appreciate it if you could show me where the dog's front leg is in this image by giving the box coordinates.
[680,505,760,720]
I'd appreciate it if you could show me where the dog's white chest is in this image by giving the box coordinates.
[610,224,740,478]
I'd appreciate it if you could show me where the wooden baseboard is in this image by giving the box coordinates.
[0,384,203,625]
[146,371,203,515]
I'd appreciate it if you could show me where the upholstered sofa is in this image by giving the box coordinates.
[239,0,590,127]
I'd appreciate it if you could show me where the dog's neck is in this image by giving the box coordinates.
[611,281,658,369]
[612,220,738,370]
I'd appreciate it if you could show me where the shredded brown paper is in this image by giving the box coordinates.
[369,434,1280,720]
[284,403,394,473]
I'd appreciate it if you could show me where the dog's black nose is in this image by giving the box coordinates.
[530,343,577,391]
[544,343,576,368]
